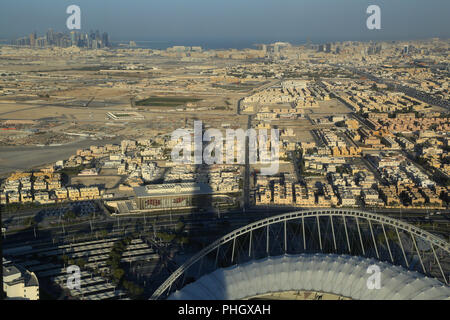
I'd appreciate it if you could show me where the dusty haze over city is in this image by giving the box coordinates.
[1,0,449,304]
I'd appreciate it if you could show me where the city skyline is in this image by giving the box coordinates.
[1,0,450,45]
[11,29,110,49]
[7,27,450,52]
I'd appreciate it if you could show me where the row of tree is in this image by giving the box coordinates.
[106,237,145,298]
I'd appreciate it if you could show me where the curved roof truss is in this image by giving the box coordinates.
[151,209,450,299]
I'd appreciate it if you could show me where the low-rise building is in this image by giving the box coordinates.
[54,188,68,200]
[79,186,101,200]
[67,187,80,200]
[7,191,21,203]
[34,192,53,204]
[3,261,39,300]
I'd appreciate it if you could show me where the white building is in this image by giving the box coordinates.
[3,260,39,300]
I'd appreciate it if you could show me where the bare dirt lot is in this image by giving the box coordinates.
[70,175,123,189]
[304,99,353,115]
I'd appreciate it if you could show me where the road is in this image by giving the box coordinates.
[243,114,251,209]
[238,80,280,210]
[0,138,120,176]
[3,205,448,247]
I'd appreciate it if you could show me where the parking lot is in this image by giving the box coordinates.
[36,201,101,223]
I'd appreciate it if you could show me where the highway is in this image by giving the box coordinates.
[3,205,449,248]
[0,138,120,176]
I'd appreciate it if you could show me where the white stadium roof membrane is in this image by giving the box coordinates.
[169,254,450,300]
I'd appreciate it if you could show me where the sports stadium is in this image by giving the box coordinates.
[151,209,450,300]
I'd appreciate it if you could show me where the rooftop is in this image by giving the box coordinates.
[134,182,213,198]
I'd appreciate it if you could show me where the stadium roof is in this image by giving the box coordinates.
[169,254,450,300]
[134,182,213,198]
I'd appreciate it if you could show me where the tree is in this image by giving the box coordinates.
[156,232,176,242]
[24,217,36,226]
[175,221,185,233]
[178,237,189,249]
[65,210,77,221]
[112,268,124,281]
[76,258,86,269]
[123,280,144,297]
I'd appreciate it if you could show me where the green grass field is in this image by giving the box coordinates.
[136,96,202,107]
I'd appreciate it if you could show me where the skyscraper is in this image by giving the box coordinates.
[29,32,36,47]
[70,31,76,47]
[102,32,109,47]
[403,45,409,55]
[46,29,54,46]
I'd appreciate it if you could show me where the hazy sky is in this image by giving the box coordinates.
[1,0,449,45]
